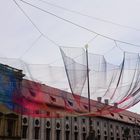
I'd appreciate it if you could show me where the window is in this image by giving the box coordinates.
[56,130,61,140]
[29,89,36,97]
[56,122,60,129]
[137,120,140,123]
[110,113,114,117]
[83,127,86,132]
[46,128,51,140]
[46,121,51,127]
[129,117,132,121]
[104,136,107,140]
[65,131,70,140]
[119,115,123,119]
[74,117,77,122]
[97,135,101,140]
[90,119,93,124]
[74,126,78,131]
[133,129,135,134]
[74,132,78,140]
[22,126,28,138]
[83,105,88,110]
[83,133,86,140]
[35,119,39,125]
[66,116,69,120]
[6,113,18,137]
[67,100,73,106]
[7,119,15,137]
[116,126,119,130]
[97,121,100,126]
[82,118,85,123]
[34,127,40,139]
[50,96,56,102]
[66,124,69,130]
[23,117,27,124]
[117,133,119,137]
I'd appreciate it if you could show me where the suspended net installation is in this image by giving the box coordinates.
[0,47,140,117]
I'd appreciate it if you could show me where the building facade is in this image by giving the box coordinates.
[0,64,140,140]
[21,113,140,140]
[20,80,140,140]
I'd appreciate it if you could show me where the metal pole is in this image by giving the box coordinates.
[85,45,95,140]
[85,44,91,113]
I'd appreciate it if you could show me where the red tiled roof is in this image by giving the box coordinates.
[22,79,140,123]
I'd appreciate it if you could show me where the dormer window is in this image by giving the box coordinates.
[119,115,123,119]
[50,96,56,102]
[83,105,88,110]
[67,100,73,106]
[110,113,114,117]
[29,89,36,97]
[129,117,132,121]
[137,120,140,123]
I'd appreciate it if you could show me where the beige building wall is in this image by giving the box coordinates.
[21,115,140,140]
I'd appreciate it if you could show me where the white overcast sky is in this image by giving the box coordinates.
[1,0,140,113]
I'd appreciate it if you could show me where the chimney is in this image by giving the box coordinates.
[97,97,102,103]
[104,99,109,105]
